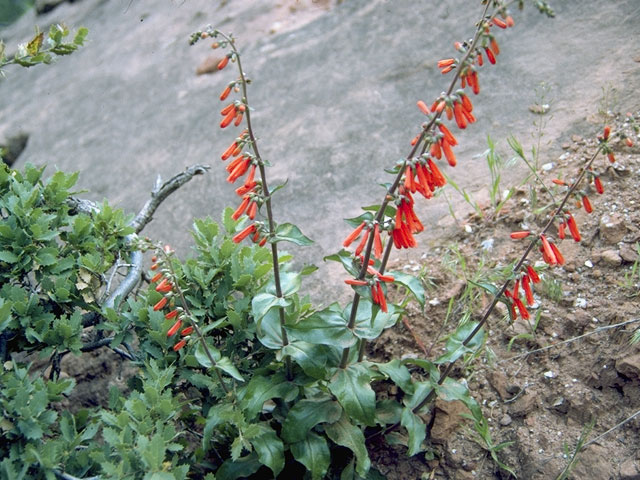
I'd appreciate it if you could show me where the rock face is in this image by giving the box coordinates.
[1,0,639,303]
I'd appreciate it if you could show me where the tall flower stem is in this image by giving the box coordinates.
[158,246,230,394]
[368,142,606,440]
[339,0,493,369]
[215,32,293,380]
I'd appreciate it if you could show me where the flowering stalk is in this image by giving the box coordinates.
[198,29,293,379]
[150,243,230,394]
[339,0,499,368]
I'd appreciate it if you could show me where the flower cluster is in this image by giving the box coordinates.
[149,248,193,352]
[341,11,514,311]
[506,124,634,321]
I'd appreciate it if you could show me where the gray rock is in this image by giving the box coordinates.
[620,243,640,263]
[1,0,639,305]
[600,213,627,244]
[620,458,640,480]
[600,249,623,266]
[616,353,640,379]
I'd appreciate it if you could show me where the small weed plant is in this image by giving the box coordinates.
[1,2,638,479]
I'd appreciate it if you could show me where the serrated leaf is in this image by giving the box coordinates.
[290,432,331,480]
[388,270,425,307]
[271,222,313,246]
[401,408,426,456]
[288,304,355,348]
[325,413,370,477]
[282,397,342,443]
[329,364,376,426]
[434,321,484,364]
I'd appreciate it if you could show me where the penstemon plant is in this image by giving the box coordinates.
[3,1,638,479]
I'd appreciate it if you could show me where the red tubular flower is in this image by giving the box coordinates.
[220,108,236,128]
[232,196,251,220]
[594,176,604,194]
[506,16,515,27]
[552,178,567,186]
[345,278,368,286]
[417,100,429,115]
[354,228,371,256]
[343,221,366,247]
[232,224,256,243]
[469,71,480,95]
[411,133,421,146]
[460,94,473,113]
[626,137,634,147]
[510,231,530,239]
[167,319,183,337]
[151,272,163,283]
[607,152,616,163]
[173,339,187,352]
[490,38,500,56]
[439,124,458,145]
[492,17,507,29]
[373,282,388,312]
[150,263,159,271]
[566,213,581,242]
[217,55,229,70]
[522,274,534,306]
[221,141,238,161]
[165,309,179,320]
[476,51,484,67]
[430,140,442,159]
[549,242,565,265]
[582,195,593,213]
[248,201,258,220]
[526,265,540,284]
[227,157,251,183]
[603,126,611,140]
[557,222,566,240]
[428,158,446,187]
[220,103,235,116]
[153,297,168,311]
[540,234,557,266]
[514,298,530,320]
[220,85,232,101]
[415,164,434,198]
[236,182,256,196]
[453,102,467,130]
[484,47,496,65]
[512,279,520,299]
[404,166,415,192]
[155,279,173,293]
[438,58,455,69]
[181,326,194,336]
[234,111,244,126]
[441,140,457,167]
[373,223,383,259]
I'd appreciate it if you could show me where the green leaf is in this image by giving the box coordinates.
[401,408,426,456]
[290,432,331,480]
[281,397,342,443]
[256,308,283,349]
[325,413,371,477]
[250,425,284,476]
[329,364,376,426]
[238,374,298,418]
[73,27,89,45]
[434,321,485,364]
[388,270,425,307]
[0,250,19,263]
[351,300,399,340]
[281,341,329,379]
[324,249,359,277]
[252,292,290,323]
[266,271,301,297]
[194,340,220,369]
[216,452,262,480]
[216,357,244,382]
[288,304,355,348]
[375,359,414,394]
[271,222,313,246]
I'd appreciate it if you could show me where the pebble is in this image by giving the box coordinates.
[600,249,622,266]
[499,414,513,426]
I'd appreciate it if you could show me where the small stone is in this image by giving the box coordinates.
[561,142,571,150]
[573,297,587,308]
[616,353,640,379]
[487,370,510,401]
[620,243,640,263]
[542,162,554,171]
[620,457,640,480]
[509,392,537,417]
[571,134,583,143]
[600,213,627,244]
[499,414,512,426]
[600,249,622,266]
[585,260,594,268]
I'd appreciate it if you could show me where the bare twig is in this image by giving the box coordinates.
[130,164,210,234]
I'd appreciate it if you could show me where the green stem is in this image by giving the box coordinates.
[217,32,293,380]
